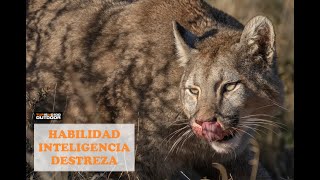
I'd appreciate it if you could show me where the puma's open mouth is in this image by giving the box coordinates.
[191,120,236,143]
[218,133,235,142]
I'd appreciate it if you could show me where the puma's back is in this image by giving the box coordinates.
[26,0,244,123]
[27,0,283,179]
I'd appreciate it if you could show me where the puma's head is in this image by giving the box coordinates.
[173,16,284,155]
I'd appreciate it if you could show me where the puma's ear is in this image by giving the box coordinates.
[173,21,198,67]
[240,16,276,64]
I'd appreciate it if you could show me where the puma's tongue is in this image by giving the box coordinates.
[201,121,225,141]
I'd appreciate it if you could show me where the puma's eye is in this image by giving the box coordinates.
[224,83,238,92]
[189,88,199,95]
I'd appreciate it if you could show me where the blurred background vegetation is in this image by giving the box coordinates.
[205,0,294,179]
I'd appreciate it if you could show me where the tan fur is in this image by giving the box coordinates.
[27,0,283,179]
